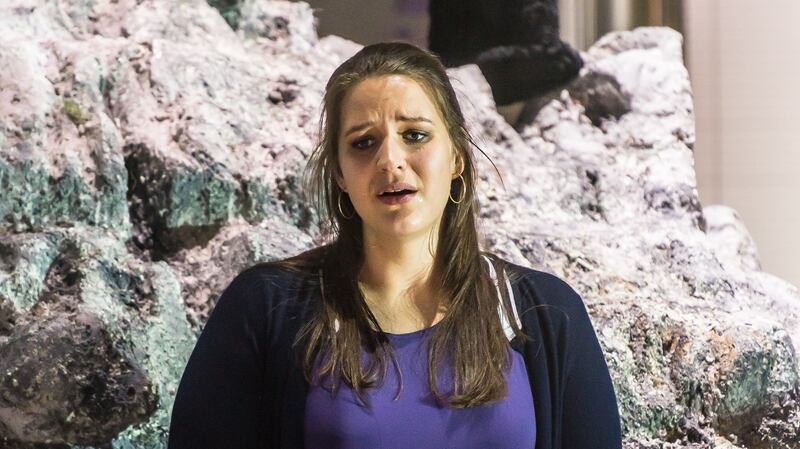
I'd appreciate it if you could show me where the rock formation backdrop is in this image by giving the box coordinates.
[0,0,798,448]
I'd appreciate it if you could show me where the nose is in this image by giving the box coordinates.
[375,134,406,173]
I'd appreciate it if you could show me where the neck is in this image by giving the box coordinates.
[357,222,444,316]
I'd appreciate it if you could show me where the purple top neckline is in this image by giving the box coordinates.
[380,320,442,338]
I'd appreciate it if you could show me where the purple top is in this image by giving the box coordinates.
[304,321,536,448]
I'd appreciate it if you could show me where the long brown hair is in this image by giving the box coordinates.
[251,42,531,408]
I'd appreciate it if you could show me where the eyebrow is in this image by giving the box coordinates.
[344,115,433,137]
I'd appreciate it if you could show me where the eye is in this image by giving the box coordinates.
[351,137,374,150]
[404,130,428,143]
[350,131,428,150]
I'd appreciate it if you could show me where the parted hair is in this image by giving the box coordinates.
[246,41,530,408]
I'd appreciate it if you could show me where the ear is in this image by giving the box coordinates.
[451,149,464,179]
[335,172,347,192]
[334,162,347,192]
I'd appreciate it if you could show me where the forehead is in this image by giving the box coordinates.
[340,75,439,120]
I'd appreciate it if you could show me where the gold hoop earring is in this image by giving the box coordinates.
[449,173,466,204]
[338,190,355,219]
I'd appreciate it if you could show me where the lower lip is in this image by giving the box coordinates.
[378,192,416,205]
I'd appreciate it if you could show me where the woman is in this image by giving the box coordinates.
[168,42,621,449]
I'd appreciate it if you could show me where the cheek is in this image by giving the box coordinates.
[337,152,359,183]
[339,160,369,196]
[421,145,454,183]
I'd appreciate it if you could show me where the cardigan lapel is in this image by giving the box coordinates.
[277,271,316,449]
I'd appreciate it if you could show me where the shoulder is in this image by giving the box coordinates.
[502,262,605,368]
[234,245,326,293]
[236,262,308,287]
[504,261,583,305]
[206,262,319,345]
[502,261,589,325]
[214,261,315,315]
[232,261,319,303]
[220,264,288,301]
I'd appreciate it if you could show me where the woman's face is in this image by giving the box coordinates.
[335,74,463,241]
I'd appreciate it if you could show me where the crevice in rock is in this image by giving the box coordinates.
[756,387,800,449]
[157,222,225,258]
[124,144,159,262]
[673,413,716,446]
[567,71,632,127]
[207,0,243,30]
[0,239,19,274]
[580,167,608,222]
[715,369,796,449]
[512,80,573,132]
[0,299,17,337]
[276,173,315,231]
[124,144,226,261]
[96,260,157,318]
[38,242,83,313]
[513,71,631,132]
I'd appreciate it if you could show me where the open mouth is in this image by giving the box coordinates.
[378,190,417,204]
[378,189,416,197]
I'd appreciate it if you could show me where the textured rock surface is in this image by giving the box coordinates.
[0,225,196,448]
[0,1,798,448]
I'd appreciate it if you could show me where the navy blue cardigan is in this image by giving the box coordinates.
[168,260,622,448]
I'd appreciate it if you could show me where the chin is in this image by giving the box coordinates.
[387,220,440,238]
